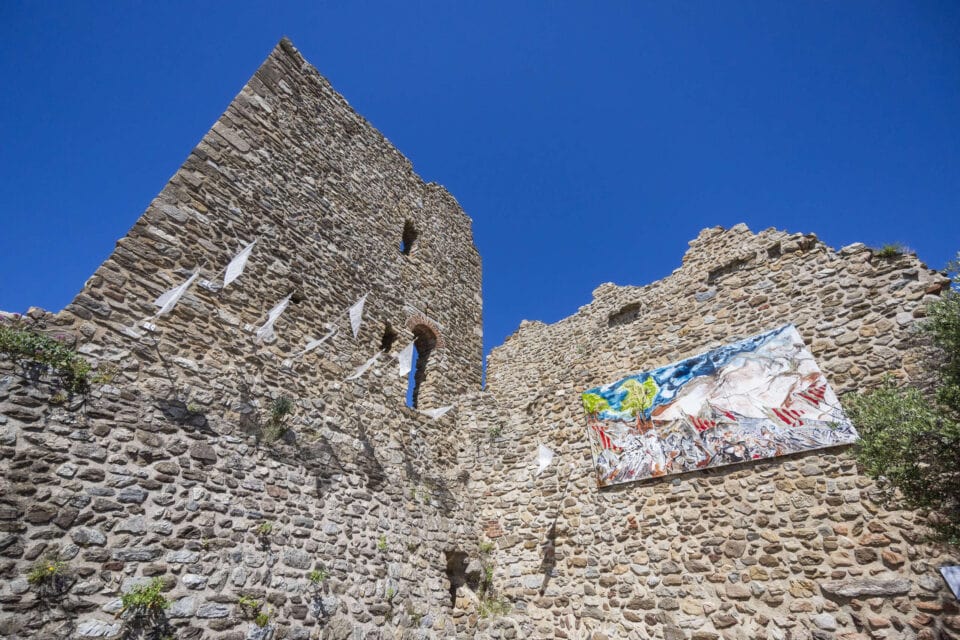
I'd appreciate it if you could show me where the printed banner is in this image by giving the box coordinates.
[582,324,857,486]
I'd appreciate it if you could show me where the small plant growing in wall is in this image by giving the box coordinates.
[873,243,907,259]
[262,395,295,442]
[308,567,329,585]
[26,555,74,601]
[255,521,274,538]
[377,535,388,552]
[476,539,510,619]
[119,577,172,639]
[238,595,262,617]
[254,609,271,628]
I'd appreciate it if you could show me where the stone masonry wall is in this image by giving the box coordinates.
[0,39,487,640]
[466,225,959,639]
[2,35,959,640]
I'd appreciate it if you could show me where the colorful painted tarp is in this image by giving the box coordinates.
[582,324,857,486]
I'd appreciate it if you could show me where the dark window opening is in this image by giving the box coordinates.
[400,220,418,255]
[381,323,398,353]
[608,302,642,328]
[445,550,470,608]
[707,256,753,284]
[406,325,437,408]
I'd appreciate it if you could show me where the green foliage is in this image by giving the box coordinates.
[385,586,396,601]
[237,595,263,621]
[487,425,503,439]
[26,556,71,598]
[478,596,511,618]
[120,578,169,615]
[621,378,658,417]
[262,395,295,442]
[377,535,388,552]
[307,568,329,584]
[847,256,960,545]
[255,521,274,536]
[0,324,91,393]
[478,540,494,555]
[271,396,294,420]
[874,243,907,259]
[254,611,271,627]
[581,393,609,416]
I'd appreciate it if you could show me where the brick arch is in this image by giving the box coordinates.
[404,314,446,349]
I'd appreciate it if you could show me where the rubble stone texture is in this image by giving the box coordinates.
[0,38,958,640]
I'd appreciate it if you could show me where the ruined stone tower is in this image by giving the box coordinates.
[1,38,958,640]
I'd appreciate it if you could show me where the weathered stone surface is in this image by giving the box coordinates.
[820,575,912,598]
[76,619,123,637]
[0,37,953,640]
[70,527,107,547]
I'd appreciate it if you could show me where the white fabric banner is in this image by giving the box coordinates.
[346,352,379,381]
[255,294,292,342]
[537,444,555,475]
[297,328,337,357]
[154,273,198,316]
[421,405,453,420]
[397,341,415,377]
[223,240,256,288]
[349,293,368,339]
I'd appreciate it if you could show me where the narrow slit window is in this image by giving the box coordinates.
[400,220,418,255]
[405,325,437,408]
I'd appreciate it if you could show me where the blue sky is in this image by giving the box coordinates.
[1,2,958,362]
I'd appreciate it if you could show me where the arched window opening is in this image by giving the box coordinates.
[406,325,437,408]
[400,220,418,255]
[381,323,398,353]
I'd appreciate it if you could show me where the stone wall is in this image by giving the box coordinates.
[0,38,487,640]
[467,224,959,639]
[1,36,958,640]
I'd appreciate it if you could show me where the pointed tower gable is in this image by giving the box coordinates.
[65,37,482,405]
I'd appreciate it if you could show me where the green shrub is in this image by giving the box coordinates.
[847,254,960,545]
[255,521,274,536]
[254,610,271,627]
[377,535,387,552]
[0,324,91,393]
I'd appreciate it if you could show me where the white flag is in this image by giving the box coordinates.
[421,405,453,420]
[537,444,555,475]
[255,294,292,342]
[397,341,415,377]
[296,328,337,357]
[349,293,368,339]
[346,352,379,381]
[154,273,198,316]
[223,240,256,288]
